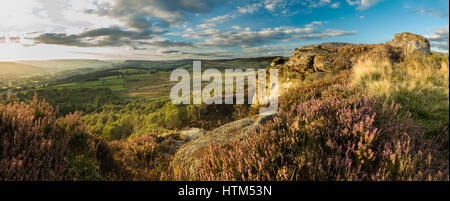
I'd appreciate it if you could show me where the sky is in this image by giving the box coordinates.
[0,0,448,61]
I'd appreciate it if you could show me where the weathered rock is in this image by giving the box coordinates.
[319,43,349,52]
[294,45,316,54]
[359,45,403,63]
[173,115,274,175]
[314,53,337,72]
[295,45,332,55]
[388,32,431,56]
[270,57,286,67]
[286,53,315,71]
[277,32,430,78]
[181,128,205,141]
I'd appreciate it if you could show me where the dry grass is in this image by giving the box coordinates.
[351,53,449,136]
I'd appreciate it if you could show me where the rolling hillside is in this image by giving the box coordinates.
[17,59,114,71]
[0,62,47,78]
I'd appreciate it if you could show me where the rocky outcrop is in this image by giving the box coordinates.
[387,32,431,56]
[172,115,273,175]
[172,32,433,177]
[271,32,431,77]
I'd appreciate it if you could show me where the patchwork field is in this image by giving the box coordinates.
[39,58,275,101]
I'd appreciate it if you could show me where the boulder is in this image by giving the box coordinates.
[286,53,315,70]
[358,45,403,63]
[173,115,274,176]
[314,53,337,72]
[388,32,431,56]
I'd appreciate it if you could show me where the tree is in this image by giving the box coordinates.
[163,102,187,129]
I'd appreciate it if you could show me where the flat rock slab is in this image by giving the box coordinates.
[181,128,206,141]
[172,115,274,176]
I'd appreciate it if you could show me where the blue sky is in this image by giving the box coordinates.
[0,0,448,61]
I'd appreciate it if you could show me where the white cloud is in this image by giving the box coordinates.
[309,0,332,8]
[0,0,49,32]
[414,7,449,18]
[229,25,251,31]
[306,21,324,27]
[346,0,382,10]
[0,0,123,35]
[238,3,262,14]
[426,26,449,52]
[197,23,215,29]
[237,0,287,14]
[197,13,236,29]
[206,14,236,24]
[330,2,341,8]
[232,26,241,30]
[197,24,355,48]
[263,0,286,12]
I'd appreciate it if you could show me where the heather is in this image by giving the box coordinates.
[1,32,449,181]
[193,84,449,181]
[108,133,183,180]
[185,49,449,181]
[0,95,94,180]
[0,95,186,181]
[182,35,449,181]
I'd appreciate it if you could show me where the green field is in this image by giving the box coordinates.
[41,58,274,101]
[53,76,125,91]
[50,69,173,100]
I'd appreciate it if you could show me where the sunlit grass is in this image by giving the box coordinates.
[352,53,449,135]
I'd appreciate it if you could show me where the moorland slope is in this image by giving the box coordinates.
[1,33,448,181]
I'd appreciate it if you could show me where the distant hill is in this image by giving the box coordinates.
[119,57,278,69]
[17,59,114,71]
[0,62,47,78]
[1,57,277,79]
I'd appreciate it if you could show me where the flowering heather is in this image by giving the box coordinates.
[108,133,184,180]
[0,95,73,181]
[193,84,449,181]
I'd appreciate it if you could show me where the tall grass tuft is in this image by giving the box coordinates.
[351,53,449,137]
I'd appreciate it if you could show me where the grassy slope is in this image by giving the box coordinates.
[2,55,448,181]
[352,53,449,136]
